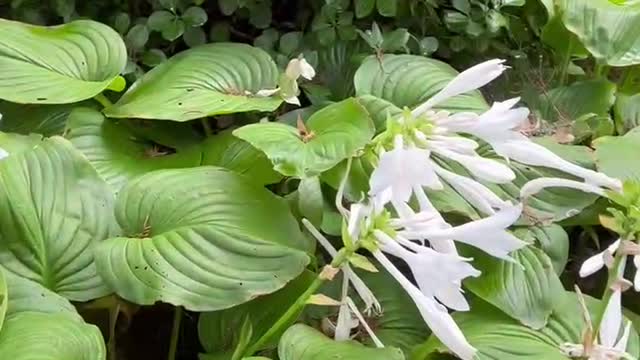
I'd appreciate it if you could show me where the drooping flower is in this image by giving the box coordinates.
[254,55,316,105]
[578,239,640,292]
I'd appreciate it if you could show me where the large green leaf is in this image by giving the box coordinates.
[514,225,569,275]
[0,19,126,104]
[356,95,403,132]
[234,98,375,178]
[462,245,564,329]
[198,271,315,358]
[538,80,616,123]
[0,268,105,359]
[94,167,311,311]
[414,293,640,360]
[354,54,488,113]
[201,130,282,185]
[0,101,95,136]
[66,107,202,192]
[104,43,281,121]
[0,136,113,301]
[278,324,405,360]
[593,128,640,181]
[0,313,106,360]
[561,0,640,67]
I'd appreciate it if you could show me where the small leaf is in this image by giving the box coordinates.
[418,37,438,56]
[234,98,375,178]
[125,24,149,50]
[355,0,375,18]
[141,48,167,67]
[107,76,126,92]
[279,324,405,360]
[218,0,238,15]
[147,10,176,32]
[279,31,303,55]
[161,19,185,41]
[159,0,178,10]
[183,6,208,27]
[307,294,341,306]
[381,28,410,52]
[376,0,397,17]
[113,12,131,34]
[452,0,471,14]
[183,26,206,47]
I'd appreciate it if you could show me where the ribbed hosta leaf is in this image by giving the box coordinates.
[66,107,202,192]
[104,43,281,121]
[0,137,114,301]
[561,0,640,67]
[0,313,106,360]
[462,246,564,329]
[414,293,640,360]
[278,324,405,360]
[94,167,311,311]
[0,19,126,104]
[234,98,374,178]
[354,54,488,113]
[0,268,105,359]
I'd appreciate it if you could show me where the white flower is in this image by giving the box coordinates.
[412,59,508,116]
[398,204,527,261]
[252,55,316,106]
[561,289,633,360]
[374,230,480,311]
[0,147,8,160]
[579,239,621,278]
[372,249,477,360]
[286,56,316,80]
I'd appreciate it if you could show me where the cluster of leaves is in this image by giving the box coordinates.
[0,0,640,360]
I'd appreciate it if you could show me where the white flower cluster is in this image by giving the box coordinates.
[305,59,623,360]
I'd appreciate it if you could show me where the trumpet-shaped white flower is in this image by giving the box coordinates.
[285,57,316,80]
[561,289,633,360]
[373,249,477,360]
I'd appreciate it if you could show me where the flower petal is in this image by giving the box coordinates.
[255,88,280,97]
[412,59,508,115]
[0,147,8,160]
[520,177,607,199]
[600,288,623,348]
[635,256,640,292]
[430,145,515,184]
[614,321,632,352]
[372,250,477,360]
[435,165,510,215]
[578,239,621,278]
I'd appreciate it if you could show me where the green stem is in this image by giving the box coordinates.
[94,93,113,108]
[591,244,628,336]
[167,306,183,360]
[201,118,213,136]
[242,249,353,356]
[558,39,574,86]
[107,302,121,360]
[594,62,609,79]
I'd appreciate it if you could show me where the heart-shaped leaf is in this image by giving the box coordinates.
[414,293,640,360]
[66,107,202,192]
[104,43,282,121]
[234,98,375,178]
[278,324,405,360]
[0,136,114,301]
[561,0,640,67]
[94,167,312,311]
[462,245,564,329]
[3,270,78,318]
[0,19,126,104]
[354,54,488,113]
